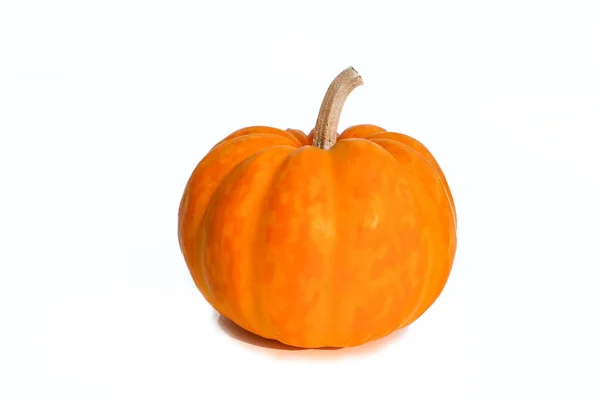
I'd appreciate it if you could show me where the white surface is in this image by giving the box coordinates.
[1,1,599,399]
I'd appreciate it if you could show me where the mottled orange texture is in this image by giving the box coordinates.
[178,68,457,348]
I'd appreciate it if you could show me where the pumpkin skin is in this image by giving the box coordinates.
[178,123,457,348]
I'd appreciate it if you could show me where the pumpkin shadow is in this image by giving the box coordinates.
[215,312,409,359]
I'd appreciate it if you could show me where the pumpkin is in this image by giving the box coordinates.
[178,67,457,348]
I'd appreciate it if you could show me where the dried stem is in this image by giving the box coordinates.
[312,67,363,150]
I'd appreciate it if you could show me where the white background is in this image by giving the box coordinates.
[1,0,599,399]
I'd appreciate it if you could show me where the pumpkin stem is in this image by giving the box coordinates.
[312,66,363,150]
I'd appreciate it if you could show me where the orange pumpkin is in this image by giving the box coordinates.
[178,67,457,348]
